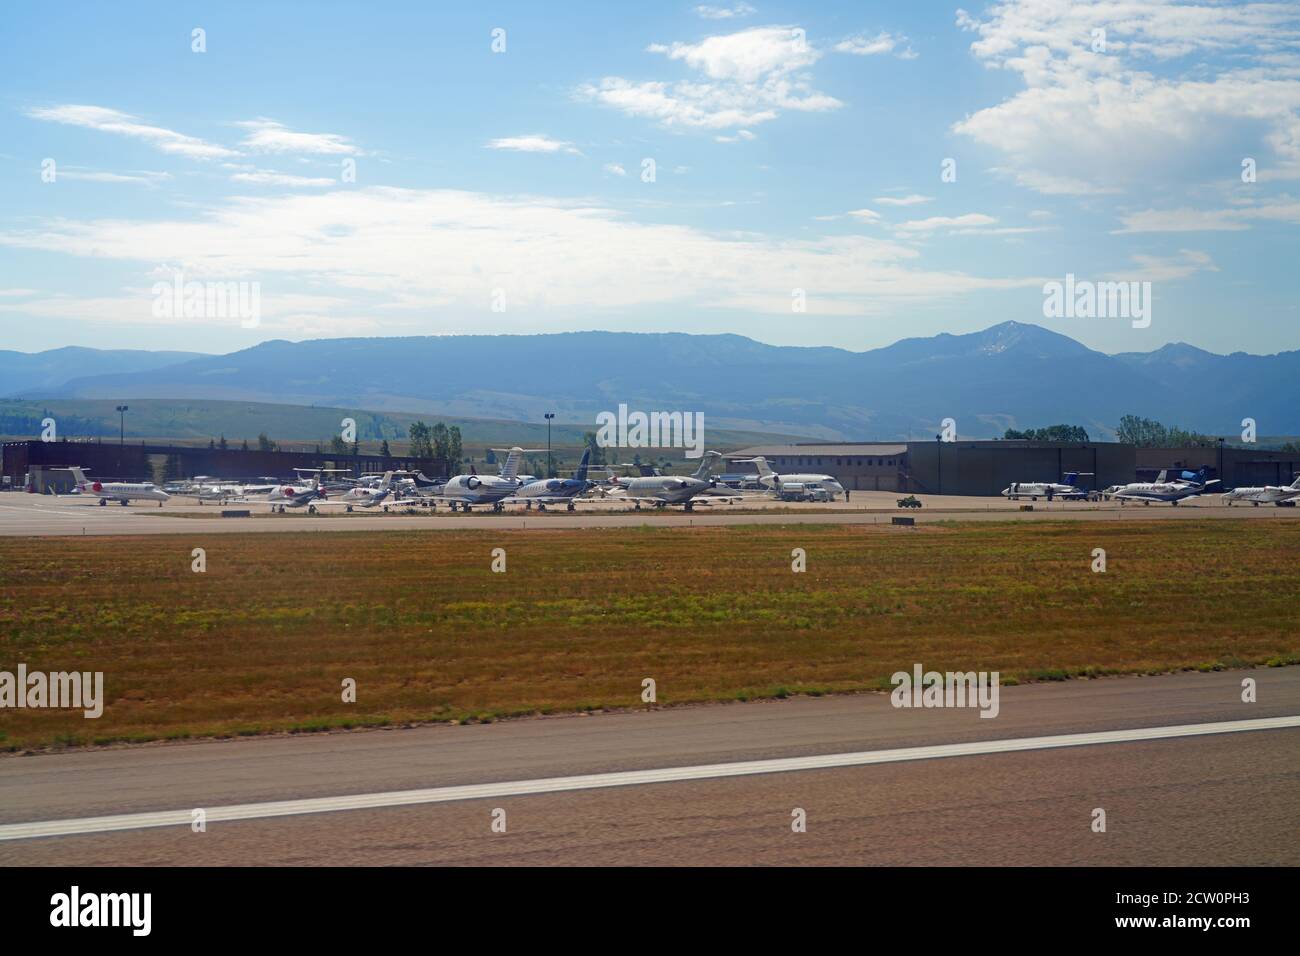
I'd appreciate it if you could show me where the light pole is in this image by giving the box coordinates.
[544,412,555,478]
[935,434,941,495]
[116,405,129,446]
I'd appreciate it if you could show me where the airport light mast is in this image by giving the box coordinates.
[544,412,555,478]
[116,405,129,446]
[935,433,941,495]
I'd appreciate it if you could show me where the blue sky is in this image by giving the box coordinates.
[2,0,1298,357]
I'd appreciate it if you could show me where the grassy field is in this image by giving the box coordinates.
[1,520,1297,751]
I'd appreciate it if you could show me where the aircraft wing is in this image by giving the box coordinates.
[499,495,577,505]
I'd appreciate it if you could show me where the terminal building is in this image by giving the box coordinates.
[727,440,1300,496]
[0,439,448,492]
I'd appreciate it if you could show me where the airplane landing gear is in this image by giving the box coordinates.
[684,502,694,512]
[308,504,317,514]
[99,499,107,506]
[492,502,504,513]
[567,502,575,512]
[120,499,128,506]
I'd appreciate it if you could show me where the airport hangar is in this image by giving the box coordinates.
[0,439,449,492]
[725,440,1300,496]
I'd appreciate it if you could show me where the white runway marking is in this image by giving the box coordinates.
[3,715,1297,840]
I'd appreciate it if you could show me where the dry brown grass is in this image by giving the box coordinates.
[1,520,1297,750]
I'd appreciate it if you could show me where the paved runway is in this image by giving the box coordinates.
[3,668,1296,865]
[1,489,1295,536]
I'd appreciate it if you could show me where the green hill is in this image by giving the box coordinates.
[0,397,811,463]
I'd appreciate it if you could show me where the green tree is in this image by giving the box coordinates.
[257,432,278,452]
[431,422,451,462]
[329,435,349,455]
[1115,415,1210,447]
[447,426,462,465]
[1004,424,1090,442]
[380,439,391,457]
[408,421,433,458]
[218,435,228,451]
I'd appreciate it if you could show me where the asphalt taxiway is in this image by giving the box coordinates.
[0,489,1295,537]
[3,668,1296,865]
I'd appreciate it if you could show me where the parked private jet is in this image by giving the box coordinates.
[63,467,170,506]
[502,449,592,511]
[734,456,846,501]
[607,451,746,510]
[434,447,540,511]
[1002,472,1093,501]
[1111,468,1220,505]
[320,471,396,510]
[1222,475,1300,506]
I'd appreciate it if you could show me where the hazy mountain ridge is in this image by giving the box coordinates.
[9,323,1298,439]
[0,346,205,397]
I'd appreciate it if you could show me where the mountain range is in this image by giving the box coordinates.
[3,323,1297,440]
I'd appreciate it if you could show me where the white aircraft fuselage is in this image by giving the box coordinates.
[66,468,169,505]
[1222,477,1300,505]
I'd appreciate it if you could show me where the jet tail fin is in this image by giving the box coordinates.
[691,450,721,480]
[573,448,591,483]
[747,456,776,480]
[498,447,524,480]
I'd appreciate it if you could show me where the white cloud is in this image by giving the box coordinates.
[846,208,881,223]
[58,168,171,185]
[695,3,755,19]
[873,194,932,206]
[834,30,915,59]
[1105,249,1218,282]
[231,170,336,187]
[234,119,359,155]
[650,26,818,82]
[0,289,38,297]
[579,25,841,130]
[485,134,581,155]
[952,1,1300,194]
[1115,198,1300,233]
[715,129,757,143]
[26,104,237,159]
[603,162,627,176]
[894,213,998,233]
[0,187,1044,327]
